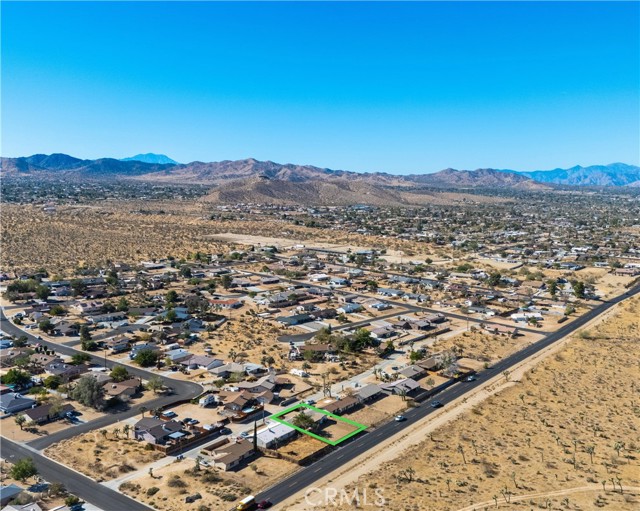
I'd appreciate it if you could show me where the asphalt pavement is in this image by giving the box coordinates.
[254,285,640,507]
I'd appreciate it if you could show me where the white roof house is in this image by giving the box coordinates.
[255,422,296,449]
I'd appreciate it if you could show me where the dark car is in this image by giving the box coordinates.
[257,500,273,509]
[430,400,444,408]
[219,427,232,435]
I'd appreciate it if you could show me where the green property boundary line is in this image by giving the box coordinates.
[269,402,367,446]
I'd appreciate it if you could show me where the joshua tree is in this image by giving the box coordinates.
[613,441,624,457]
[457,444,467,464]
[503,369,511,382]
[139,406,148,418]
[123,424,131,438]
[100,429,108,440]
[492,495,498,508]
[585,445,595,464]
[445,478,451,492]
[511,471,518,489]
[601,480,606,492]
[113,427,120,439]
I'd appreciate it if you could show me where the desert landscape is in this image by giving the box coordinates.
[289,295,640,511]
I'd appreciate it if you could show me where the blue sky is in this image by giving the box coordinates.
[2,1,638,173]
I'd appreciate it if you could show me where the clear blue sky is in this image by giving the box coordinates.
[2,1,638,173]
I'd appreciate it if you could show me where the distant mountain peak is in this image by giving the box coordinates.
[121,153,178,165]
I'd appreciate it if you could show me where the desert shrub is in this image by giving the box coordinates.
[118,463,136,473]
[220,494,237,502]
[167,476,187,488]
[201,472,221,483]
[147,487,160,496]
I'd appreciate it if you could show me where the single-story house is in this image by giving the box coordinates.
[134,417,185,445]
[276,314,312,326]
[336,303,363,314]
[0,393,36,415]
[317,396,359,414]
[355,384,383,403]
[22,402,75,424]
[0,484,24,506]
[255,422,297,449]
[210,438,255,471]
[44,362,89,381]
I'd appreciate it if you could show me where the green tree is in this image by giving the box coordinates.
[71,375,104,409]
[13,335,29,348]
[43,375,62,389]
[10,458,38,482]
[49,305,67,316]
[70,279,87,296]
[35,285,51,301]
[165,290,178,305]
[179,266,192,278]
[71,352,91,365]
[291,411,315,431]
[38,318,55,334]
[14,414,26,430]
[116,297,129,312]
[134,349,159,367]
[110,365,130,382]
[65,496,81,507]
[165,309,178,323]
[146,376,164,394]
[220,274,233,290]
[1,368,31,387]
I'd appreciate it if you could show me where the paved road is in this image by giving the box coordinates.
[254,286,640,508]
[0,309,203,450]
[0,309,202,509]
[239,269,542,343]
[0,438,152,511]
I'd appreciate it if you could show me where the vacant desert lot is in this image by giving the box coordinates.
[44,426,164,482]
[319,296,640,511]
[119,452,298,511]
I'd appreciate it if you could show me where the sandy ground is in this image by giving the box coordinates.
[0,458,68,510]
[119,451,299,511]
[44,423,165,482]
[429,329,544,364]
[1,400,104,442]
[278,294,640,511]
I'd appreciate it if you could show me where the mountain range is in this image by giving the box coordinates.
[121,153,178,165]
[1,153,638,205]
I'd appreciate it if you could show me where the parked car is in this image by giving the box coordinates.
[430,401,444,408]
[220,427,232,435]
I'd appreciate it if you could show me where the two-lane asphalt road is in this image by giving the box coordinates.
[0,308,202,507]
[254,286,640,507]
[0,438,152,511]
